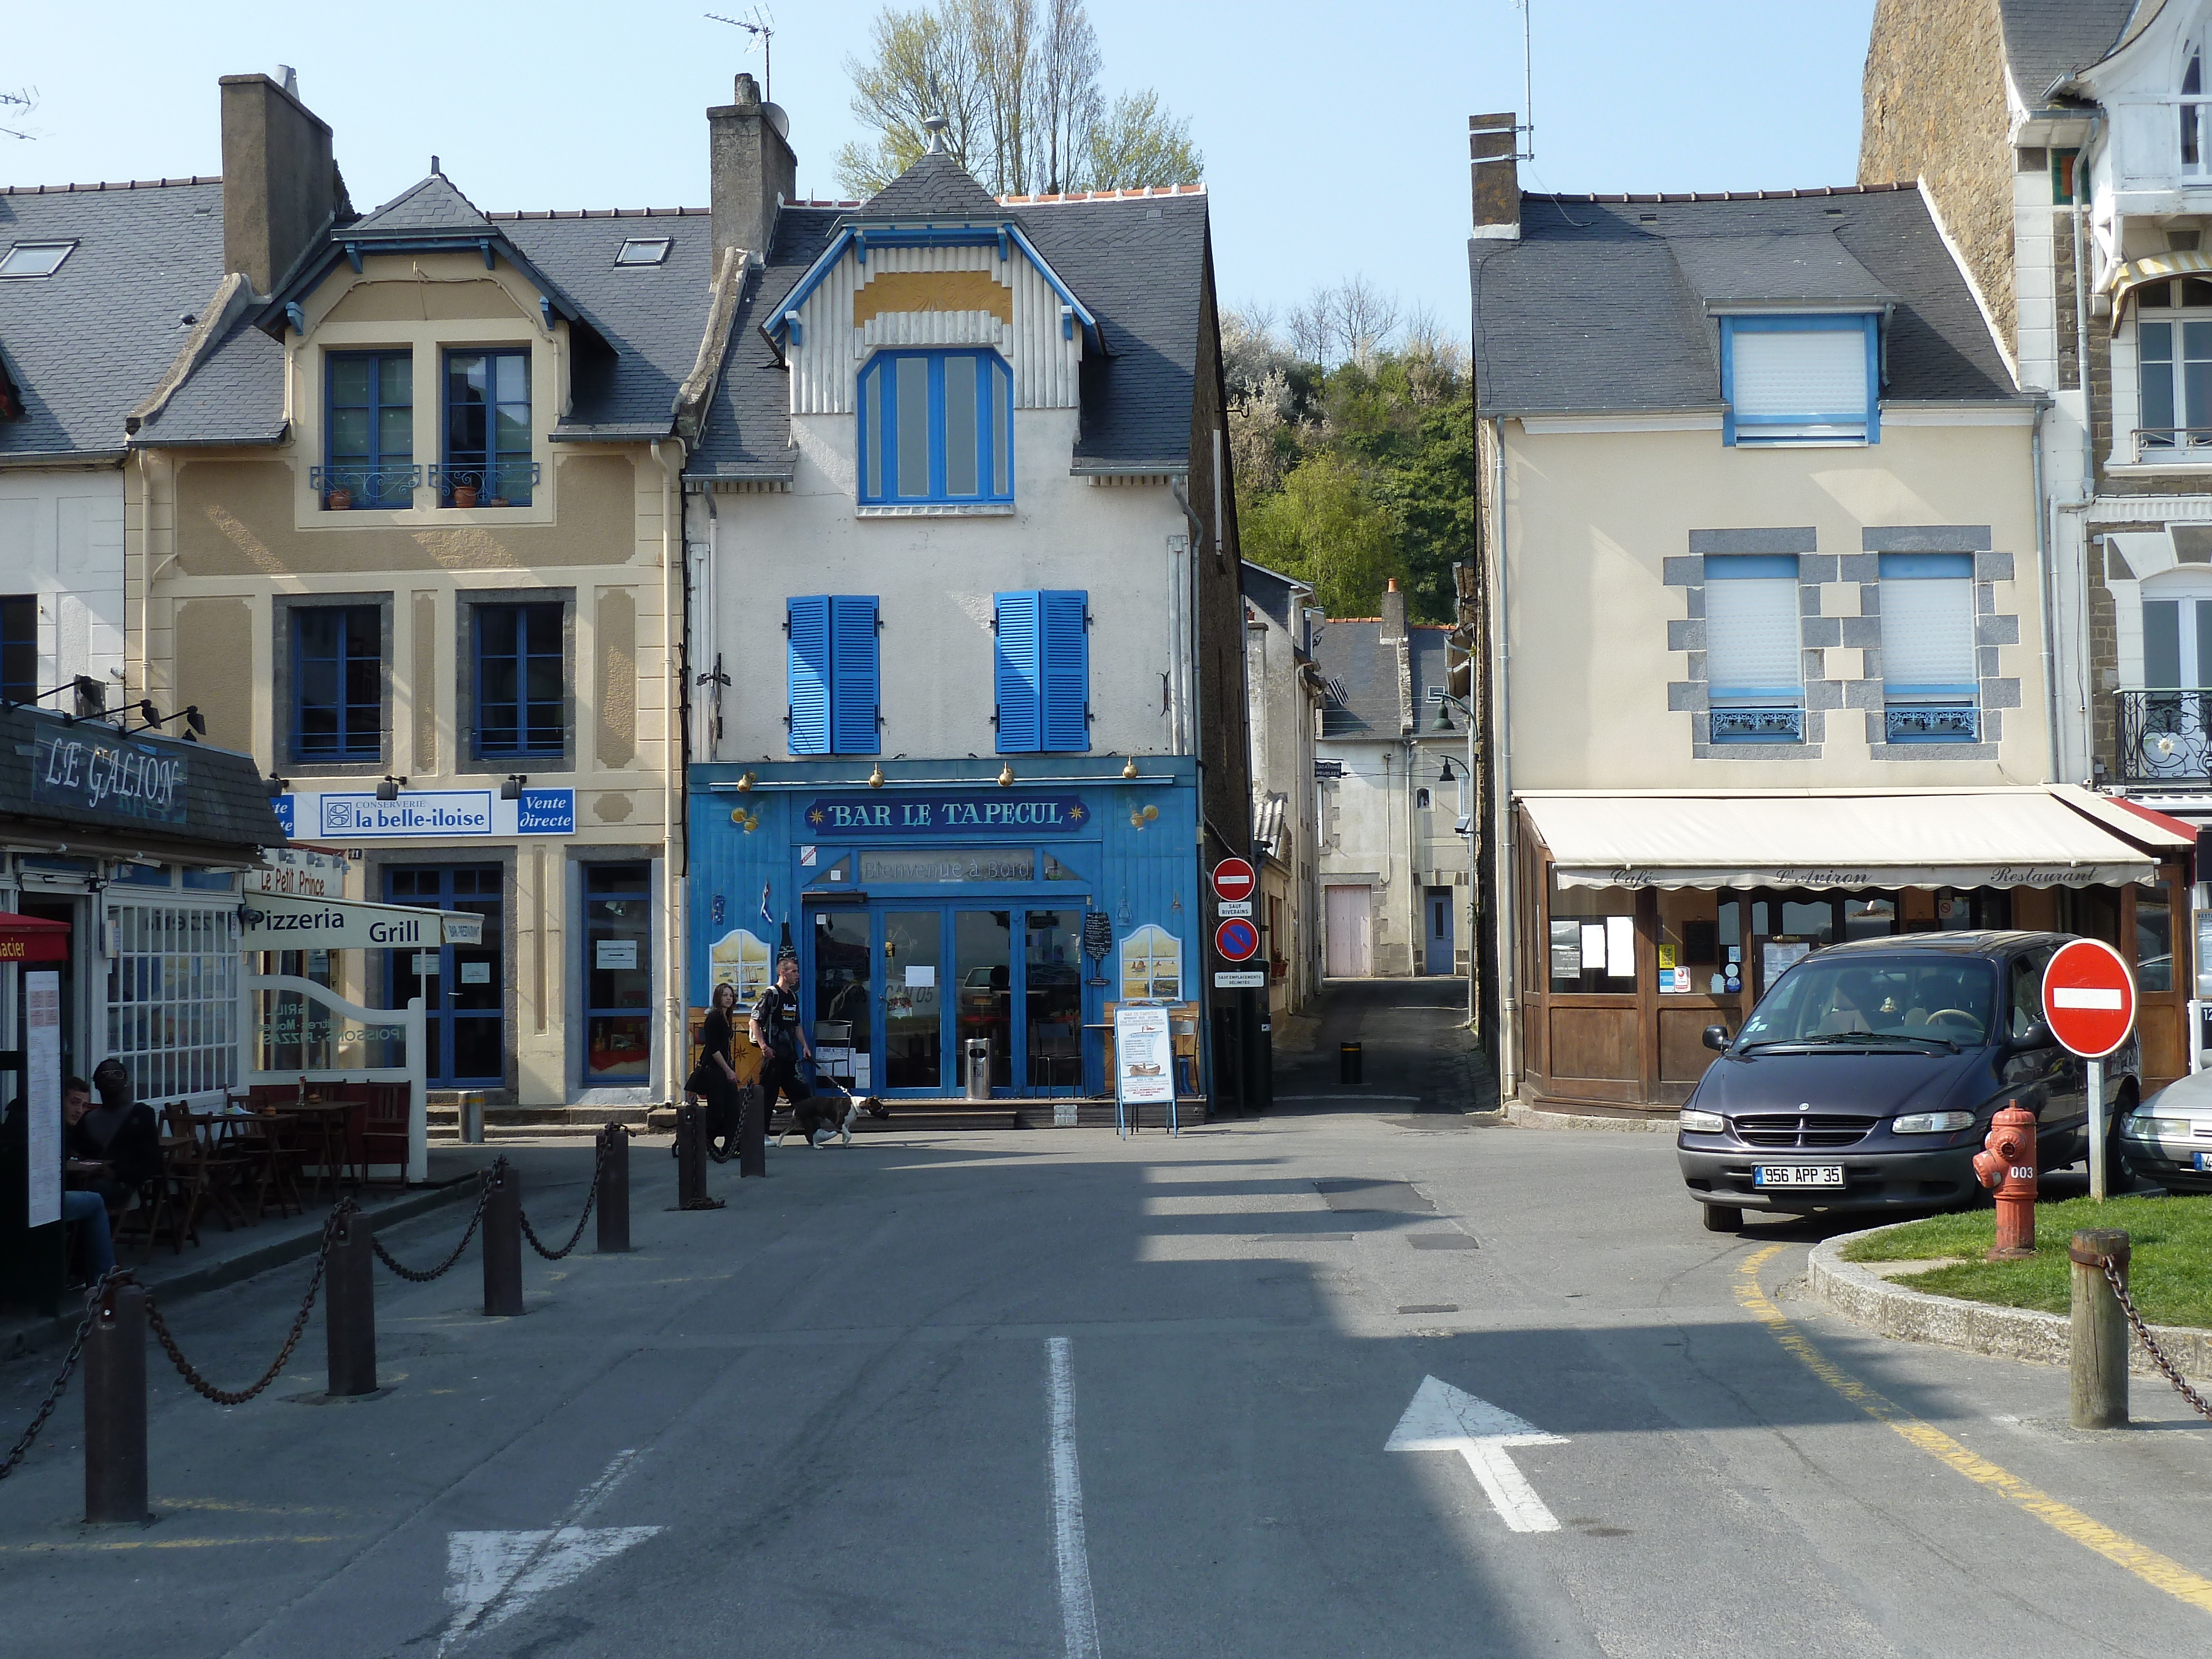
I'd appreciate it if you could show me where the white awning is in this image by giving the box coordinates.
[1521,789,2163,891]
[239,891,484,950]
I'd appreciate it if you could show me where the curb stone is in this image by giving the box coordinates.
[1505,1101,1679,1133]
[1808,1225,2212,1383]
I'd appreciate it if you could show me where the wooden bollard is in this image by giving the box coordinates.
[2069,1228,2130,1430]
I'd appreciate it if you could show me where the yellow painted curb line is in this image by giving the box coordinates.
[1737,1243,2212,1616]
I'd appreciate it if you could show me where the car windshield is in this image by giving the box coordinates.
[1736,956,1995,1048]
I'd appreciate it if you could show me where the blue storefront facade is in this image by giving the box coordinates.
[686,757,1206,1100]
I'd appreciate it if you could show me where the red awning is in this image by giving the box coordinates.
[0,912,70,964]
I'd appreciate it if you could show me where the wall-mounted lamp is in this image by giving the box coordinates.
[377,774,408,802]
[500,774,528,801]
[868,763,885,789]
[998,763,1015,787]
[1439,758,1457,782]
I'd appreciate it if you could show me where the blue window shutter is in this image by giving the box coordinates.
[830,595,880,754]
[994,590,1042,752]
[1039,590,1089,752]
[787,596,831,755]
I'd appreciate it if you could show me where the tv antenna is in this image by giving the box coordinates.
[1511,0,1535,161]
[706,9,775,105]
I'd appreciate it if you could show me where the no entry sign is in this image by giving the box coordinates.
[1215,917,1260,962]
[1211,857,1256,902]
[2041,937,2136,1059]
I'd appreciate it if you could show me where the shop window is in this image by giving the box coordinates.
[324,350,415,509]
[787,594,881,755]
[1843,896,1897,941]
[1703,555,1803,743]
[473,601,565,759]
[583,862,652,1082]
[708,926,774,1005]
[1549,884,1636,992]
[0,594,36,705]
[857,348,1013,505]
[994,589,1089,753]
[291,604,383,763]
[1720,315,1879,446]
[2137,886,2176,993]
[1119,925,1182,1001]
[442,349,534,505]
[106,902,238,1100]
[1880,554,1978,742]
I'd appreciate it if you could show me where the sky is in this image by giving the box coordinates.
[4,1,1880,342]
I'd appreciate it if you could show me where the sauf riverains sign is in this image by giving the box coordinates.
[33,728,187,826]
[802,793,1089,834]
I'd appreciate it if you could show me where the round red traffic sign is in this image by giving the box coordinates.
[1211,857,1256,902]
[1215,917,1260,962]
[2041,937,2136,1059]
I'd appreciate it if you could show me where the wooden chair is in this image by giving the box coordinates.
[237,1110,304,1220]
[163,1102,253,1234]
[116,1136,199,1258]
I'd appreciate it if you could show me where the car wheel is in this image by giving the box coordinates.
[1701,1203,1744,1233]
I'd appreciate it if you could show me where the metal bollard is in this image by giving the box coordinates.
[1972,1102,2037,1260]
[325,1207,378,1397]
[596,1125,631,1253]
[674,1104,724,1209]
[739,1084,766,1178]
[2069,1228,2131,1430]
[84,1279,149,1524]
[482,1161,524,1317]
[1339,1042,1363,1086]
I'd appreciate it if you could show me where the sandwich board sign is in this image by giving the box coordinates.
[1113,1003,1177,1139]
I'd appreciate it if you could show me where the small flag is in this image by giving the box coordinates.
[759,881,772,922]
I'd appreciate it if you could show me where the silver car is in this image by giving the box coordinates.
[2119,1066,2212,1193]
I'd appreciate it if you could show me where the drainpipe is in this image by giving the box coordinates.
[651,439,685,1107]
[1489,417,1517,1099]
[2060,114,2105,787]
[2032,397,2060,782]
[133,448,153,708]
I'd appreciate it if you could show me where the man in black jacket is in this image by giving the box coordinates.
[70,1060,162,1217]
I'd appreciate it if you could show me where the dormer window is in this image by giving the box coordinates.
[1720,315,1880,447]
[442,349,534,507]
[857,349,1013,508]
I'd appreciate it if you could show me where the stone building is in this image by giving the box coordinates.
[1241,559,1325,1014]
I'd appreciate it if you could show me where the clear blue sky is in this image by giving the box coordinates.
[6,1,1879,340]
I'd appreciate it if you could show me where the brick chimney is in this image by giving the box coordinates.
[709,72,797,266]
[220,72,341,294]
[1469,112,1520,242]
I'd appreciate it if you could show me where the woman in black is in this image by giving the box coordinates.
[695,982,745,1161]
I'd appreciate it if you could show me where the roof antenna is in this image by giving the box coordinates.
[1511,0,1535,163]
[706,8,776,105]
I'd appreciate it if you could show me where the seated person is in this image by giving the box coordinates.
[1811,971,1879,1036]
[67,1063,161,1218]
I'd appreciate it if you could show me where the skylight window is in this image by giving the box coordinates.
[0,241,77,278]
[614,237,672,267]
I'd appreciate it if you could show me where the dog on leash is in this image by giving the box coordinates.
[775,1092,873,1147]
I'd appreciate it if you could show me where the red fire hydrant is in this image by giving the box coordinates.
[1972,1101,2037,1261]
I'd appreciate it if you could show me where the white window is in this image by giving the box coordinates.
[1880,553,1979,743]
[1703,554,1803,742]
[2184,36,2209,176]
[615,237,672,267]
[1723,316,1879,446]
[2135,279,2212,456]
[0,241,76,278]
[106,902,239,1100]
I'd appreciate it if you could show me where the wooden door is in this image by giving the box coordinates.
[1325,885,1371,978]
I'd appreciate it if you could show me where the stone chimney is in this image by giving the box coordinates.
[1380,579,1413,734]
[220,72,341,294]
[1469,112,1520,242]
[1380,576,1408,640]
[709,72,797,267]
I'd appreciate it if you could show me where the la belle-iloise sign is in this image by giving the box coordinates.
[803,792,1089,835]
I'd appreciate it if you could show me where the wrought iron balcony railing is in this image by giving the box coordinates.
[1708,706,1802,744]
[2116,687,2212,784]
[2131,428,2212,462]
[1885,704,1979,744]
[310,463,421,510]
[428,460,540,507]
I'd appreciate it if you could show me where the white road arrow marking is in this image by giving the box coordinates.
[1386,1375,1567,1533]
[439,1450,661,1652]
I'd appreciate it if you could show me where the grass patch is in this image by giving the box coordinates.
[1838,1194,2212,1330]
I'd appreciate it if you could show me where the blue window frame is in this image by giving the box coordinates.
[473,601,565,759]
[857,349,1013,505]
[787,594,881,755]
[325,350,414,508]
[1703,554,1804,745]
[994,589,1089,753]
[293,605,382,762]
[1720,315,1881,447]
[444,349,534,505]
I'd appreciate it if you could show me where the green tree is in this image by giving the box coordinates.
[1086,90,1203,190]
[1239,451,1407,619]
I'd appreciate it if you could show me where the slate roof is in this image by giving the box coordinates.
[0,179,226,460]
[1469,185,2021,418]
[692,153,1212,479]
[1998,0,2136,103]
[1240,560,1307,633]
[1312,621,1453,740]
[0,702,284,854]
[134,173,717,449]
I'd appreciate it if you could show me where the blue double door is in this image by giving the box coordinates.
[808,905,1087,1097]
[385,864,503,1087]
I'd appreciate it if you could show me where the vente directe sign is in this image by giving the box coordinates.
[802,792,1089,835]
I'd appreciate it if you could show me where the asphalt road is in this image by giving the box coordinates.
[6,982,2212,1657]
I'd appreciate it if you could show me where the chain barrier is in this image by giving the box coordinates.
[2098,1255,2212,1422]
[142,1207,345,1407]
[518,1140,607,1261]
[0,1269,120,1482]
[372,1168,493,1282]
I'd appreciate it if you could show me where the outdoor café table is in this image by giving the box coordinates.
[286,1099,362,1198]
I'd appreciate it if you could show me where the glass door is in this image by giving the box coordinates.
[582,863,651,1084]
[386,864,503,1086]
[1024,909,1082,1095]
[881,910,944,1091]
[811,909,872,1092]
[954,910,1013,1090]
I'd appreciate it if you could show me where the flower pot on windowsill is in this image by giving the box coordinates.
[451,485,480,509]
[326,488,352,511]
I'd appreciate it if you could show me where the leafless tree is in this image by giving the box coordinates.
[1034,0,1102,193]
[836,6,984,195]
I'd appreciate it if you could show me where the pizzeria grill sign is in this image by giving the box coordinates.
[32,728,189,826]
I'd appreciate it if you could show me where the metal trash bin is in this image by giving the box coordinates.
[458,1090,486,1145]
[964,1038,992,1102]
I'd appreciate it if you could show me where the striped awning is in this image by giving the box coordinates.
[2103,250,2212,332]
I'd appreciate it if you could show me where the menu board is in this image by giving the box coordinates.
[1113,1004,1175,1109]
